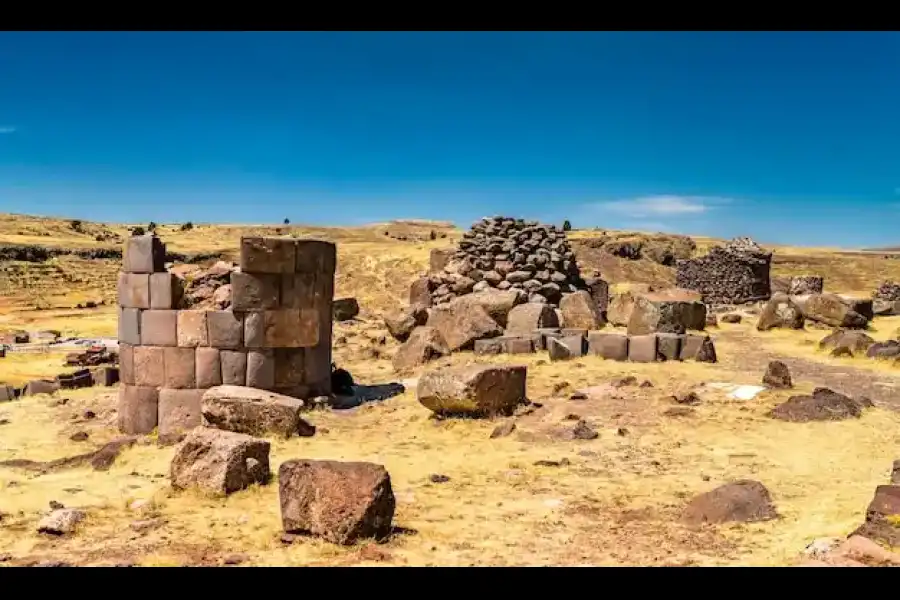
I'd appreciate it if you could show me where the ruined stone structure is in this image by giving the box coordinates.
[424,216,593,308]
[116,234,335,440]
[675,237,772,305]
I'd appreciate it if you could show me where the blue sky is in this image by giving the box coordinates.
[1,31,899,247]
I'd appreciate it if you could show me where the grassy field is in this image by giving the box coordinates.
[0,214,899,566]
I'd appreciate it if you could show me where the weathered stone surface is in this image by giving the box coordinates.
[195,347,222,388]
[417,364,527,417]
[133,346,166,387]
[119,343,135,385]
[37,508,86,536]
[0,384,14,402]
[429,248,453,274]
[264,309,320,348]
[220,350,248,386]
[506,302,559,334]
[584,277,610,315]
[243,311,265,347]
[801,293,871,329]
[456,289,524,328]
[676,237,772,305]
[243,349,275,389]
[280,459,395,545]
[682,480,778,526]
[408,277,433,308]
[587,332,629,360]
[164,347,196,389]
[22,379,60,396]
[303,345,332,397]
[149,272,184,309]
[868,340,900,359]
[91,366,119,387]
[756,293,805,331]
[626,292,706,335]
[768,387,869,422]
[206,310,243,348]
[866,485,900,521]
[140,310,178,347]
[789,275,824,295]
[295,239,336,274]
[123,234,166,274]
[273,349,305,387]
[202,385,312,438]
[240,236,296,274]
[506,336,534,354]
[473,338,505,355]
[176,310,208,347]
[873,299,900,316]
[559,290,603,330]
[332,298,359,321]
[280,272,316,310]
[169,428,271,495]
[628,334,658,363]
[607,291,638,327]
[117,272,151,309]
[548,335,584,361]
[721,313,742,324]
[656,333,683,361]
[158,389,204,444]
[818,329,875,356]
[118,307,141,345]
[383,306,428,342]
[426,300,503,352]
[762,360,792,388]
[230,272,280,311]
[117,385,158,434]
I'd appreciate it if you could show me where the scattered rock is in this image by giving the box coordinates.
[383,306,428,342]
[756,293,804,331]
[762,360,792,389]
[768,387,869,422]
[682,480,778,526]
[429,474,450,483]
[332,298,360,321]
[222,553,249,566]
[533,458,571,467]
[416,364,527,418]
[69,431,89,442]
[720,313,742,324]
[818,329,875,355]
[169,428,271,496]
[201,385,314,439]
[673,392,701,405]
[490,421,517,439]
[279,459,395,546]
[37,508,86,536]
[425,299,503,352]
[866,340,900,359]
[663,407,695,418]
[612,375,638,388]
[567,420,599,440]
[626,290,706,335]
[391,326,449,372]
[801,293,871,329]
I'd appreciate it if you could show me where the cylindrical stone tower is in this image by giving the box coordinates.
[116,234,336,441]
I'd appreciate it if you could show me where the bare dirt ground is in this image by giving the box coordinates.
[1,215,899,566]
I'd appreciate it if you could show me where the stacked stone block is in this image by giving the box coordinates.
[675,237,772,305]
[117,235,336,438]
[472,328,716,363]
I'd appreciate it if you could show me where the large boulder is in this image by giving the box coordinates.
[279,459,395,546]
[799,293,871,329]
[682,480,778,526]
[169,428,271,495]
[559,290,604,330]
[506,302,559,334]
[383,305,428,342]
[626,291,706,335]
[607,291,638,327]
[818,329,875,355]
[391,326,449,372]
[201,385,314,438]
[757,293,805,331]
[426,299,503,352]
[767,387,870,422]
[456,289,524,328]
[416,364,527,417]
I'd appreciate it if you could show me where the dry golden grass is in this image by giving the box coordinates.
[1,213,900,566]
[1,330,899,566]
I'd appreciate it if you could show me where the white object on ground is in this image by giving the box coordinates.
[704,382,767,401]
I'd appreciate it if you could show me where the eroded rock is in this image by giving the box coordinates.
[169,428,271,495]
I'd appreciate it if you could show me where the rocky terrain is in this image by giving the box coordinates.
[1,214,900,567]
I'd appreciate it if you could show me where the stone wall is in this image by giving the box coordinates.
[426,216,589,307]
[675,237,772,305]
[116,235,335,440]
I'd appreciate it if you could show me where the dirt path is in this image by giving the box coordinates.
[716,329,900,409]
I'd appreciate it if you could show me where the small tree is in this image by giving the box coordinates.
[283,218,290,225]
[131,226,146,236]
[147,221,158,232]
[562,220,572,231]
[180,222,194,231]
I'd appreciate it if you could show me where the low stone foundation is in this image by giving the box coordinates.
[473,328,716,363]
[116,234,336,438]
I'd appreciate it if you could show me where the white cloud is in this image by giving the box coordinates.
[0,126,16,134]
[592,195,730,218]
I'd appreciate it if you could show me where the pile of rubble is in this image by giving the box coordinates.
[874,280,900,302]
[424,216,591,307]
